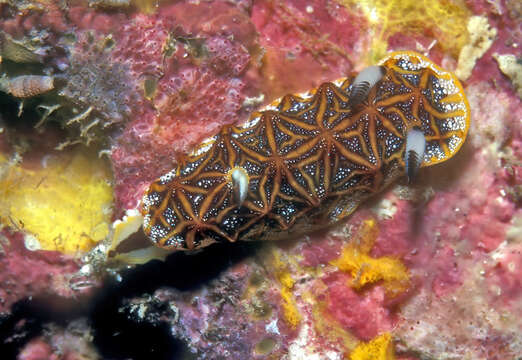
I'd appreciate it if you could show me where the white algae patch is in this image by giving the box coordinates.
[455,16,497,80]
[493,53,522,98]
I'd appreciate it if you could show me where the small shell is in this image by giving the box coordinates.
[7,75,54,98]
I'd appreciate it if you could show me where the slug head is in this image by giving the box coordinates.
[376,51,470,173]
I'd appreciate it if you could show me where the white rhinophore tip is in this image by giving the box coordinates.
[231,167,249,205]
[349,65,385,106]
[405,128,426,183]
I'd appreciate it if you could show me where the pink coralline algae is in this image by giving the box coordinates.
[0,229,88,314]
[148,262,295,359]
[0,0,520,359]
[109,1,262,214]
[251,0,364,97]
[324,273,396,340]
[17,320,100,360]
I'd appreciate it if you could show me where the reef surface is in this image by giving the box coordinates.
[0,0,520,359]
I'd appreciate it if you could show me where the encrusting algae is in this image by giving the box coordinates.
[331,219,410,296]
[0,148,113,254]
[337,0,471,62]
[272,250,302,329]
[349,332,395,360]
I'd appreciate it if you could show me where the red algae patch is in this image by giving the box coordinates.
[109,1,262,214]
[0,229,88,313]
[324,273,395,341]
[251,0,365,99]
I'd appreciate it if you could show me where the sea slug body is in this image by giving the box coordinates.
[142,51,470,251]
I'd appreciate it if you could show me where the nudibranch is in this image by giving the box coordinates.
[141,51,470,251]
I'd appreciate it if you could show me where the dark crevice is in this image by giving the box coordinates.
[0,300,44,359]
[1,240,259,359]
[90,241,259,359]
